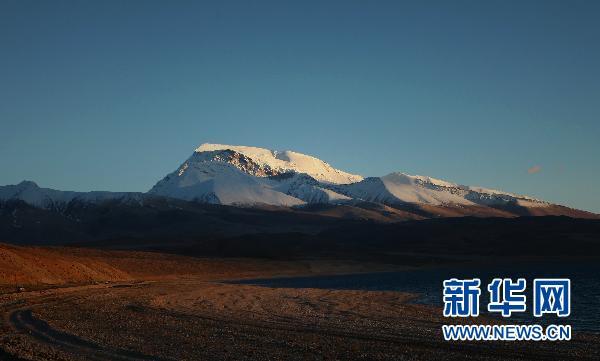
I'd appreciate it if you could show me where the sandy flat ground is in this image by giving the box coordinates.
[0,245,598,360]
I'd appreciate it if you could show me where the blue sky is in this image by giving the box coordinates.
[1,1,599,212]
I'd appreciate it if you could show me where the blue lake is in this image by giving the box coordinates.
[235,262,600,332]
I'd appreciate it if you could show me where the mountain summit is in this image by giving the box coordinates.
[194,143,363,184]
[148,143,359,206]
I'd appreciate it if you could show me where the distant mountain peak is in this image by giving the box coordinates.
[17,180,39,188]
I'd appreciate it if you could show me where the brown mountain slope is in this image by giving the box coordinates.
[0,243,395,290]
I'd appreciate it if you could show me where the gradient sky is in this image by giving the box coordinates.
[1,1,599,212]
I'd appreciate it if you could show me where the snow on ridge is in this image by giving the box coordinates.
[384,172,545,203]
[195,143,363,184]
[466,186,543,202]
[386,172,460,188]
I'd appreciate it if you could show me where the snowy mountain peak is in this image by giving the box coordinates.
[194,143,363,184]
[148,143,363,206]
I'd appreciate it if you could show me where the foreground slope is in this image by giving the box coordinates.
[0,245,598,361]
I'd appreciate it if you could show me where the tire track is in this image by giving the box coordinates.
[3,283,173,361]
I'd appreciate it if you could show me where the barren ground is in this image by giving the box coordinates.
[0,244,598,360]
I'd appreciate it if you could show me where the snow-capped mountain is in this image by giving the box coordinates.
[1,143,596,219]
[148,143,552,210]
[148,144,357,206]
[0,181,144,209]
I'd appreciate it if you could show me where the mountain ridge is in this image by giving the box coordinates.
[148,143,556,210]
[1,143,597,220]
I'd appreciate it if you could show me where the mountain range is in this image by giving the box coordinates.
[1,143,597,220]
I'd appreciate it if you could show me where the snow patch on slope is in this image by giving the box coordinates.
[327,172,549,208]
[149,158,305,206]
[380,173,473,205]
[267,173,351,204]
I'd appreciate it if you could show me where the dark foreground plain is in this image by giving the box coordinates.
[0,245,599,361]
